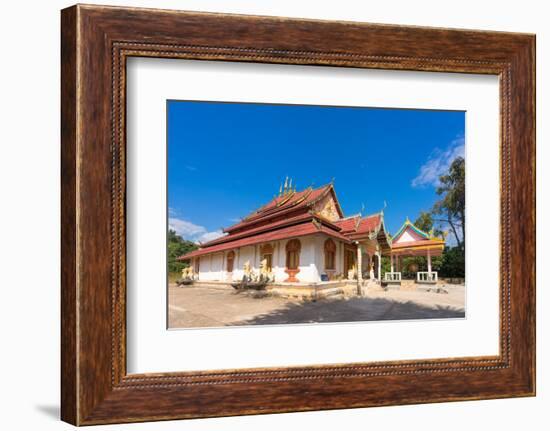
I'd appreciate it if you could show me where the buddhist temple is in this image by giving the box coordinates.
[178,179,445,288]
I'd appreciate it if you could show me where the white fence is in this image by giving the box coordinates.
[384,272,402,282]
[417,271,438,283]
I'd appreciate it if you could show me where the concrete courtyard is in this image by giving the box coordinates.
[168,283,465,328]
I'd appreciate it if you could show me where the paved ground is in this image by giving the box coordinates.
[168,283,465,329]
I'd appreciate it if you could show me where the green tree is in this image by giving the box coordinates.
[414,211,443,237]
[439,246,465,278]
[404,157,465,280]
[167,229,198,274]
[432,156,465,251]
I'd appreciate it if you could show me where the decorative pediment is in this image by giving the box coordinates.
[312,191,341,221]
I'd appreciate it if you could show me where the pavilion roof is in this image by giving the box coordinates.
[391,238,445,256]
[392,218,431,242]
[390,218,446,255]
[391,239,445,249]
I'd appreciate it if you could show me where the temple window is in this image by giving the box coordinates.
[260,244,274,271]
[226,251,235,273]
[285,239,301,270]
[324,239,336,270]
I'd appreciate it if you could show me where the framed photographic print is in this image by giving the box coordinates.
[61,4,535,425]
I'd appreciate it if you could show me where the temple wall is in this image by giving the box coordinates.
[272,240,286,282]
[195,235,350,284]
[269,237,320,283]
[310,234,345,278]
[232,245,256,282]
[296,236,320,283]
[197,252,224,281]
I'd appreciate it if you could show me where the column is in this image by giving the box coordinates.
[427,249,432,273]
[390,254,394,272]
[356,244,363,282]
[377,252,382,281]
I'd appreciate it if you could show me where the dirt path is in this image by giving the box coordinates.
[168,284,465,329]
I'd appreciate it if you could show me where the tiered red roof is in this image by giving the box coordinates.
[223,184,343,235]
[352,214,382,237]
[181,219,350,259]
[333,215,361,233]
[178,183,388,261]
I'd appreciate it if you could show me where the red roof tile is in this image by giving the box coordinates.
[179,220,350,260]
[355,214,381,234]
[224,184,340,233]
[333,216,359,233]
[200,212,339,247]
[334,214,381,237]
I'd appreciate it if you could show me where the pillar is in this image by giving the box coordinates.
[427,249,432,273]
[356,244,363,282]
[377,252,382,281]
[390,254,394,272]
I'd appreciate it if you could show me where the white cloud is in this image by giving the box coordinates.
[185,165,198,171]
[168,217,225,244]
[411,137,464,188]
[197,230,225,243]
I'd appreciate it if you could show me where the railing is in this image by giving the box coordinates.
[384,272,402,282]
[417,271,438,283]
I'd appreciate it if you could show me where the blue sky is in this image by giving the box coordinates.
[167,100,464,243]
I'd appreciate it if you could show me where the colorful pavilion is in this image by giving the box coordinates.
[178,180,445,286]
[386,218,446,284]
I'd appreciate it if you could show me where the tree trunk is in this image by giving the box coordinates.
[446,210,462,250]
[460,210,466,250]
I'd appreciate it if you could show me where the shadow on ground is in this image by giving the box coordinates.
[233,296,465,326]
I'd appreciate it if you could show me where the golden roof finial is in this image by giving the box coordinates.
[288,177,293,193]
[283,176,288,194]
[278,182,283,197]
[406,216,410,224]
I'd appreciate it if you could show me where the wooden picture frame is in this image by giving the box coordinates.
[61,4,535,425]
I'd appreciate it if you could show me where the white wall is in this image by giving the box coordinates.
[201,236,328,283]
[0,1,546,431]
[311,234,346,279]
[198,252,224,281]
[233,245,255,281]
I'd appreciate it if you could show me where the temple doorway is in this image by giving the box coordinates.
[344,246,356,279]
